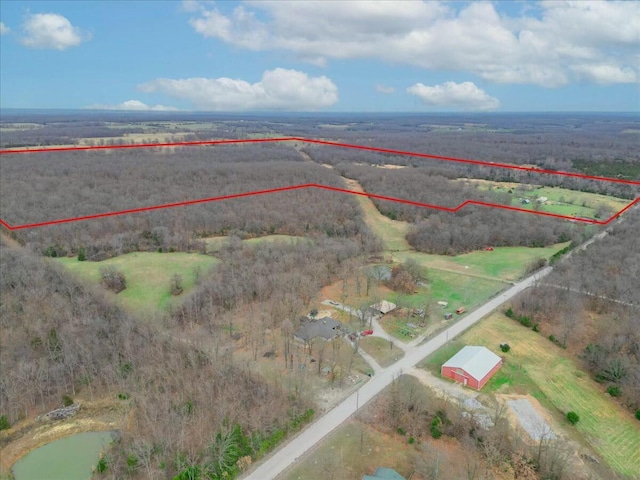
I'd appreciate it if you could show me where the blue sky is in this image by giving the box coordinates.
[0,1,638,112]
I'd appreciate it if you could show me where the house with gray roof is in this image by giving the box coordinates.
[294,317,343,343]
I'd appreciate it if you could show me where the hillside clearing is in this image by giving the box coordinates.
[56,252,218,314]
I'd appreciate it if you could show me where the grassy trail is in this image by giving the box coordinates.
[341,176,567,283]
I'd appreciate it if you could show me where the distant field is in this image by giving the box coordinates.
[78,132,191,146]
[461,179,630,219]
[203,234,304,253]
[353,175,571,282]
[56,252,218,314]
[442,312,640,477]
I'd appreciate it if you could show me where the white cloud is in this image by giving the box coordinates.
[187,1,639,87]
[21,13,89,50]
[138,68,338,111]
[375,84,395,94]
[407,81,500,111]
[87,100,179,112]
[0,22,10,35]
[570,64,637,85]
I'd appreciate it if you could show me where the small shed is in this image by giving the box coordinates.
[441,346,502,390]
[362,467,406,480]
[370,300,397,315]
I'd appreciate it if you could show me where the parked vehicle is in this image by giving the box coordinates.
[361,330,374,336]
[456,307,466,314]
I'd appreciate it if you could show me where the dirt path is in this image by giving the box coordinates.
[341,178,412,252]
[340,178,511,285]
[0,232,21,249]
[406,367,479,403]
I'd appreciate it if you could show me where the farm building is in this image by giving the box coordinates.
[441,346,502,390]
[294,317,343,343]
[362,467,406,480]
[369,300,397,315]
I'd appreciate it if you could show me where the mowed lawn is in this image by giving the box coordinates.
[358,336,404,368]
[56,252,218,314]
[394,270,505,314]
[459,313,640,477]
[394,243,568,282]
[449,243,570,281]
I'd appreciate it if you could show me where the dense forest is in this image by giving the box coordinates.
[1,112,638,479]
[1,144,380,257]
[3,113,639,170]
[334,163,582,254]
[0,232,374,478]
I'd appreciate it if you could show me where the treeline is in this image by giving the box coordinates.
[1,145,376,257]
[4,112,638,171]
[0,242,314,479]
[334,164,579,254]
[302,145,638,199]
[0,124,145,148]
[510,210,640,412]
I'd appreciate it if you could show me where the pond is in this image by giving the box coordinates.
[12,430,116,480]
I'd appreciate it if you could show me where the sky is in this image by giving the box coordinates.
[0,0,639,112]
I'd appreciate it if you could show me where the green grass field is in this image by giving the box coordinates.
[358,336,405,368]
[395,270,505,312]
[455,313,640,477]
[462,179,630,220]
[203,234,304,253]
[378,270,504,340]
[56,252,218,314]
[392,241,568,282]
[449,243,570,280]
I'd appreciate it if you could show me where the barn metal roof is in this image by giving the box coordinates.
[442,346,501,380]
[370,300,397,314]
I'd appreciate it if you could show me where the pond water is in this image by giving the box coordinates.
[12,430,116,480]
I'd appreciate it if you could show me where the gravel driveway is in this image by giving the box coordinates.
[507,398,557,441]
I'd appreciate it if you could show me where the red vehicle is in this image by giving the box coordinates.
[484,246,494,251]
[456,307,466,315]
[361,330,374,336]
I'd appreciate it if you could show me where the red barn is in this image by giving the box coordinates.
[441,346,502,390]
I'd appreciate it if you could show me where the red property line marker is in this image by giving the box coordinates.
[0,137,638,230]
[1,184,638,231]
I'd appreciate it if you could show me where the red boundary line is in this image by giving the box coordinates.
[0,138,638,231]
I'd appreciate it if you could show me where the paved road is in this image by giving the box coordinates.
[244,266,552,480]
